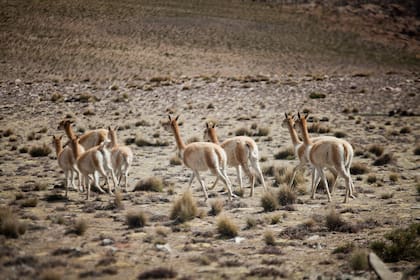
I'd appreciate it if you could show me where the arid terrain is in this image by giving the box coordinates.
[0,0,419,279]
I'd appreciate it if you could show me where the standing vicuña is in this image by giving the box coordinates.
[282,113,339,194]
[295,112,355,203]
[68,135,118,200]
[52,135,84,198]
[108,126,133,192]
[58,119,108,149]
[204,122,267,197]
[166,115,234,201]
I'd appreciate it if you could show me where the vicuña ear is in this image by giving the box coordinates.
[175,115,180,121]
[212,123,216,128]
[168,115,172,121]
[206,122,209,129]
[298,112,301,119]
[284,112,288,118]
[304,112,309,119]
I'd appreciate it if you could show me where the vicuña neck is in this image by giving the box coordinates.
[209,128,220,145]
[286,122,301,146]
[172,123,186,151]
[109,130,118,148]
[299,119,312,146]
[53,140,63,156]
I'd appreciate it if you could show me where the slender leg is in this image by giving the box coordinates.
[188,172,195,189]
[289,163,303,189]
[318,168,332,202]
[194,171,208,201]
[209,177,218,190]
[64,170,69,198]
[251,159,267,191]
[215,168,234,201]
[310,168,321,199]
[241,164,255,197]
[236,166,243,189]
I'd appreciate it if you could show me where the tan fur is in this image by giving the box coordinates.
[108,127,133,192]
[167,115,233,201]
[52,135,84,197]
[59,120,108,149]
[204,124,267,196]
[67,127,117,200]
[295,113,355,203]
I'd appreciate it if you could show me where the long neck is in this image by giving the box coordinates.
[208,128,220,145]
[64,123,76,140]
[53,140,63,156]
[69,139,82,159]
[286,121,301,146]
[109,129,118,148]
[172,123,186,151]
[299,119,312,146]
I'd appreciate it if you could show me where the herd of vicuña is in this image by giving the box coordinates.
[52,112,355,203]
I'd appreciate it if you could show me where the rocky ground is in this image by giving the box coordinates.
[1,0,420,279]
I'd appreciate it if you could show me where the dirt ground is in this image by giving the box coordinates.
[0,1,419,279]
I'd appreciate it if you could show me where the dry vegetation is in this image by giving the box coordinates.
[0,0,419,279]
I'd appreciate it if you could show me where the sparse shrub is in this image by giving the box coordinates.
[233,188,244,198]
[134,177,163,192]
[261,191,279,212]
[373,153,394,166]
[255,127,270,137]
[350,162,369,175]
[399,127,411,134]
[51,92,63,102]
[19,146,28,153]
[309,92,326,99]
[0,207,27,238]
[73,219,87,236]
[209,200,223,216]
[169,156,182,166]
[264,230,276,246]
[368,144,384,157]
[235,127,252,136]
[350,250,369,271]
[135,135,154,146]
[245,217,257,229]
[20,197,38,207]
[381,193,394,199]
[308,122,330,134]
[333,242,355,254]
[416,184,420,195]
[277,187,296,206]
[126,211,147,228]
[29,144,52,157]
[274,147,295,160]
[273,166,304,188]
[170,191,198,223]
[216,215,238,238]
[270,214,281,225]
[207,103,215,109]
[113,192,124,210]
[3,128,14,137]
[138,267,177,279]
[389,173,398,182]
[325,209,357,233]
[414,145,420,156]
[370,223,420,262]
[333,131,347,138]
[135,120,150,127]
[366,174,377,184]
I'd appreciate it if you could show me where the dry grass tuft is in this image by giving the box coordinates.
[309,92,326,99]
[216,215,239,238]
[235,127,252,136]
[29,144,52,157]
[261,191,279,212]
[368,144,384,157]
[126,211,147,228]
[373,153,394,166]
[0,207,27,238]
[138,267,177,279]
[20,197,38,208]
[277,187,297,206]
[333,131,347,138]
[366,174,377,184]
[170,191,198,223]
[245,217,258,230]
[333,242,355,254]
[73,219,88,236]
[308,122,330,134]
[255,127,270,137]
[169,156,182,166]
[40,270,62,280]
[350,162,369,175]
[209,199,223,216]
[264,230,276,246]
[325,209,358,233]
[134,177,164,192]
[414,145,420,156]
[349,249,369,271]
[274,147,295,160]
[399,126,411,134]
